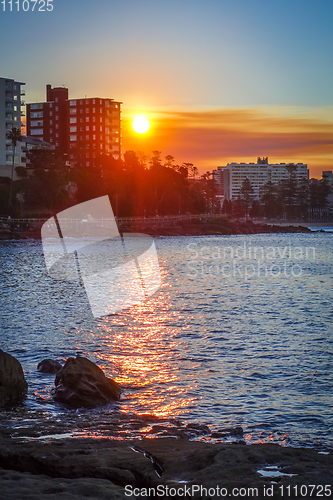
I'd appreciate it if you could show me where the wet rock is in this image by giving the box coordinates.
[211,426,244,438]
[0,437,332,500]
[186,422,211,434]
[0,468,126,500]
[37,359,62,374]
[54,356,121,407]
[0,349,28,406]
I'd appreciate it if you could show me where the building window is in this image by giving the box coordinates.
[50,138,53,142]
[86,135,89,140]
[100,118,102,123]
[31,120,43,127]
[100,108,102,113]
[30,103,43,110]
[93,126,96,131]
[86,117,89,122]
[86,126,89,131]
[50,111,53,116]
[100,126,103,132]
[93,135,96,140]
[93,99,95,104]
[50,129,53,133]
[80,109,83,114]
[55,97,58,103]
[55,106,58,112]
[50,120,53,125]
[70,135,77,141]
[85,108,89,113]
[85,99,89,104]
[86,161,90,167]
[70,117,76,123]
[56,142,59,146]
[100,99,102,105]
[86,152,89,158]
[70,100,76,106]
[55,124,59,129]
[93,117,96,122]
[31,128,43,135]
[56,133,59,138]
[69,108,77,116]
[30,111,43,118]
[70,126,77,132]
[93,108,95,113]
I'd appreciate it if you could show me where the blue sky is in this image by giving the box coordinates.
[1,0,332,107]
[1,0,332,173]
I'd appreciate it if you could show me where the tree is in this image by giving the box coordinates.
[239,177,254,216]
[260,181,279,219]
[282,163,298,218]
[296,177,310,220]
[7,127,22,212]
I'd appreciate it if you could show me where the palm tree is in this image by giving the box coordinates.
[7,127,22,212]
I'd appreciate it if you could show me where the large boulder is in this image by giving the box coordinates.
[37,359,62,374]
[0,349,28,406]
[54,356,121,407]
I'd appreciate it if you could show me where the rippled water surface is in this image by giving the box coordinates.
[0,233,332,448]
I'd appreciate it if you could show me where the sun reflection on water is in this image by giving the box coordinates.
[92,288,197,420]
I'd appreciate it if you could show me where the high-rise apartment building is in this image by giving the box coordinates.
[26,85,121,167]
[213,158,309,200]
[67,96,121,167]
[26,85,68,153]
[0,77,25,178]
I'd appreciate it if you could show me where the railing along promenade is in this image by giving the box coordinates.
[0,213,224,224]
[0,213,226,234]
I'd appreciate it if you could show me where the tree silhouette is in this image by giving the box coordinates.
[239,177,254,216]
[7,127,22,212]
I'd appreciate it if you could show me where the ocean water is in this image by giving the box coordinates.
[0,233,332,448]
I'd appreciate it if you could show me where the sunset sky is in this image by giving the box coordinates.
[1,0,332,177]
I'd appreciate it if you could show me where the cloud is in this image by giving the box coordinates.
[122,107,333,177]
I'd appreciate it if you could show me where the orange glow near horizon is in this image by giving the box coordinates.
[121,106,333,178]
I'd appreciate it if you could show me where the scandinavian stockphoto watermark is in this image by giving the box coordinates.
[186,241,316,279]
[41,196,161,318]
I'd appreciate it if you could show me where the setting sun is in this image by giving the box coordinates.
[132,116,150,134]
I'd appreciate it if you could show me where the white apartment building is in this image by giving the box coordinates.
[0,77,25,179]
[214,158,309,200]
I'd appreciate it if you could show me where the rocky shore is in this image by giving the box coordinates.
[0,435,332,499]
[1,334,332,500]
